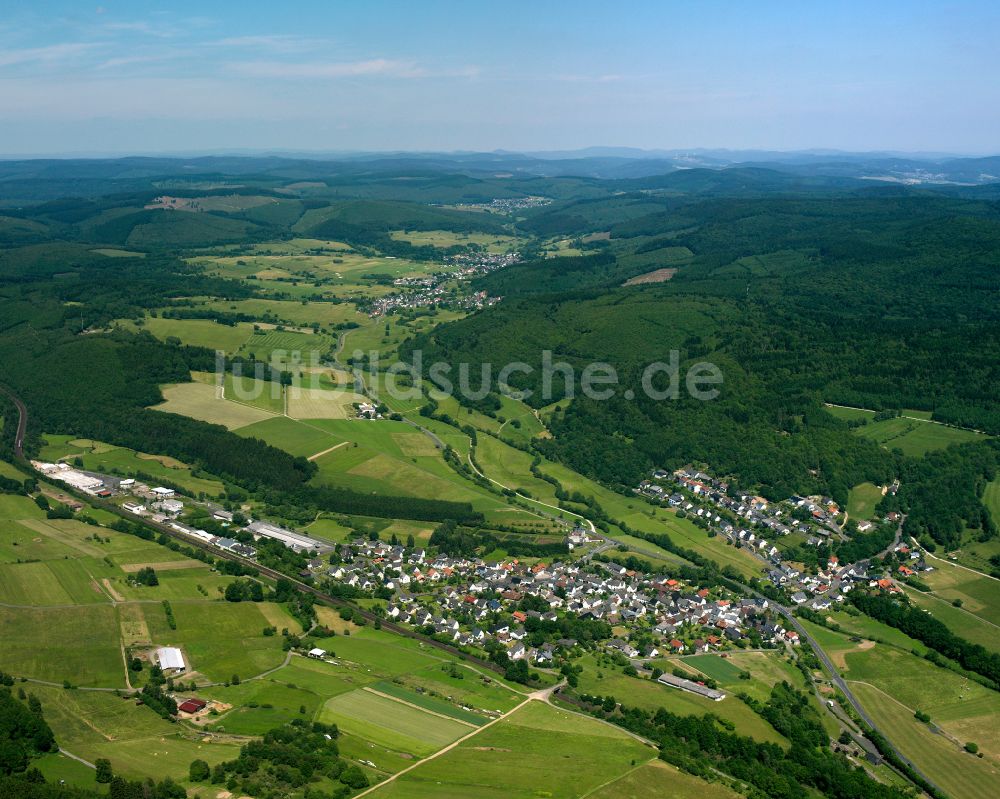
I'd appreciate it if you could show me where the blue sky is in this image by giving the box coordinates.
[1,1,997,155]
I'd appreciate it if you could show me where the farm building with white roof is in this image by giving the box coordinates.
[155,646,186,672]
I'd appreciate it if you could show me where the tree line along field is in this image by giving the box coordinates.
[799,615,1000,799]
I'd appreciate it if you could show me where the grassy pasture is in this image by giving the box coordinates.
[239,327,332,365]
[313,626,447,677]
[298,418,534,521]
[33,752,99,788]
[825,405,876,422]
[854,416,986,457]
[302,516,357,543]
[152,381,273,430]
[398,663,524,714]
[113,567,235,602]
[224,372,285,413]
[0,605,124,686]
[850,682,999,799]
[366,701,654,799]
[203,658,358,735]
[91,247,146,258]
[30,685,241,785]
[918,557,1000,626]
[573,655,785,745]
[714,651,806,701]
[0,557,114,606]
[985,478,1000,528]
[589,759,741,799]
[389,229,524,252]
[847,482,883,519]
[238,415,343,458]
[682,653,745,683]
[318,688,470,756]
[370,681,485,725]
[903,588,1000,654]
[202,296,366,328]
[822,609,929,655]
[144,600,294,682]
[286,386,365,419]
[843,644,1000,765]
[120,317,254,352]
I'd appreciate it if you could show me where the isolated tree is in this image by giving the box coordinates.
[339,765,369,790]
[189,759,210,782]
[95,758,113,783]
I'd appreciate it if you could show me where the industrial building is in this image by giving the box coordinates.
[247,520,333,554]
[657,672,727,701]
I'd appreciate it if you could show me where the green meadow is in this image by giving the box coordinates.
[117,316,255,352]
[919,557,1000,626]
[365,701,655,799]
[573,654,785,745]
[28,684,241,785]
[854,416,987,457]
[589,759,741,799]
[847,482,883,519]
[850,682,999,799]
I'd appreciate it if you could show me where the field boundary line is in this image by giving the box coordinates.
[918,546,1000,584]
[846,680,968,752]
[219,380,283,417]
[351,695,533,798]
[903,584,1000,632]
[823,403,988,434]
[577,757,658,799]
[360,686,480,728]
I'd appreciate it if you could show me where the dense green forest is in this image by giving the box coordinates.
[406,193,1000,541]
[2,162,998,545]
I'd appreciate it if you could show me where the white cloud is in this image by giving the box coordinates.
[207,34,327,52]
[225,58,428,79]
[0,42,98,68]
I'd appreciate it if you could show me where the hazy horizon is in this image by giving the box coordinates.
[2,1,998,155]
[0,146,995,161]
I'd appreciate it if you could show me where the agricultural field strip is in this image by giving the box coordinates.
[361,686,480,728]
[352,695,534,799]
[905,584,1000,634]
[846,679,974,753]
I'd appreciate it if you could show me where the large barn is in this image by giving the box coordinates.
[155,646,185,672]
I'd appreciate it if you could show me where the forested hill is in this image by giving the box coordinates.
[406,193,1000,545]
